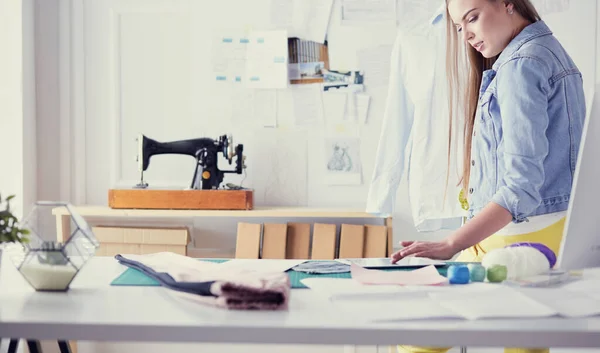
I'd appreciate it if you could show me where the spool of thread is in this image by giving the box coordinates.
[486,264,508,283]
[468,263,486,282]
[447,265,470,284]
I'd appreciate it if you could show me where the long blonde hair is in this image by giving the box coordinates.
[445,0,541,194]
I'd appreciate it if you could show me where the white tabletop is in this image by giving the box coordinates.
[1,256,600,348]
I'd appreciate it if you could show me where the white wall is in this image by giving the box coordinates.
[34,0,452,258]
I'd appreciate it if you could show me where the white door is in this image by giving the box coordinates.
[0,0,36,219]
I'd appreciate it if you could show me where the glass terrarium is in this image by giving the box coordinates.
[4,201,99,291]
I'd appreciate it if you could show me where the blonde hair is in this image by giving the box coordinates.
[445,0,542,194]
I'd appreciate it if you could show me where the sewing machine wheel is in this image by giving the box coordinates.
[226,135,235,161]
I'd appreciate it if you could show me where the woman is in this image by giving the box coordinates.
[392,0,586,352]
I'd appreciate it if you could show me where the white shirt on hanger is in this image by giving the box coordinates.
[366,4,467,231]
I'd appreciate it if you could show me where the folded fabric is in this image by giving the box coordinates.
[293,261,350,274]
[115,252,290,310]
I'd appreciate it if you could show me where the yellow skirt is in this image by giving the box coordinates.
[397,216,566,353]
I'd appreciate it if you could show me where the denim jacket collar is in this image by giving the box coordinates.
[492,20,553,71]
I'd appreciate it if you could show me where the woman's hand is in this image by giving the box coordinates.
[390,238,459,263]
[389,202,514,263]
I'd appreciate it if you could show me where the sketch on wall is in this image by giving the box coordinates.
[323,137,362,185]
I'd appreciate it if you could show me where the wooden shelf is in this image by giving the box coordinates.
[51,205,386,219]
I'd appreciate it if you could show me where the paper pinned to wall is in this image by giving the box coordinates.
[294,0,335,43]
[397,0,444,29]
[345,93,370,124]
[270,0,294,30]
[292,84,325,127]
[357,45,392,89]
[211,30,249,83]
[245,30,289,89]
[323,91,347,124]
[270,0,334,44]
[231,82,255,125]
[251,130,308,206]
[323,135,362,185]
[254,89,277,127]
[341,0,397,26]
[531,0,570,15]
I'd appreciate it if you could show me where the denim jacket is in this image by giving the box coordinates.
[467,20,586,223]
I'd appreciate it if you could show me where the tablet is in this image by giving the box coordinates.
[338,257,446,269]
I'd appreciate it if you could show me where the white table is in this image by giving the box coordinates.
[1,257,600,349]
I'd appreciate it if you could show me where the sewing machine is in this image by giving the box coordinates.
[107,134,253,210]
[136,133,246,190]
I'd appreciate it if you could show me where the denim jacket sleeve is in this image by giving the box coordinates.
[365,29,415,217]
[491,57,551,223]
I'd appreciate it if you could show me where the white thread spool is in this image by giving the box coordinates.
[481,246,551,280]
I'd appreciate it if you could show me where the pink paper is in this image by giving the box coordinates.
[350,264,448,285]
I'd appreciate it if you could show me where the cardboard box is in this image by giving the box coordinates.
[92,226,190,256]
[261,223,288,259]
[311,223,337,260]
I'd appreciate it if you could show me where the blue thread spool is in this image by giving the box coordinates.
[468,264,486,282]
[447,265,470,284]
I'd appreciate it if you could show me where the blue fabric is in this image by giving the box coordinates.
[468,20,586,223]
[115,254,216,296]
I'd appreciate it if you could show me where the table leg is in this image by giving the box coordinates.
[55,215,78,352]
[26,340,42,353]
[56,214,71,242]
[7,339,19,353]
[58,340,72,353]
[460,347,468,353]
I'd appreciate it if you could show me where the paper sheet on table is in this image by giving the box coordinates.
[351,264,448,285]
[341,0,397,26]
[301,277,468,321]
[245,30,288,89]
[270,0,334,44]
[301,277,406,300]
[560,276,600,300]
[518,287,600,318]
[428,286,558,320]
[218,259,306,273]
[333,298,465,322]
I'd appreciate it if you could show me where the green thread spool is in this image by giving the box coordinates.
[468,263,486,282]
[486,264,508,282]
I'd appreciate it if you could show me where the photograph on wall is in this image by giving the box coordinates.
[288,38,329,84]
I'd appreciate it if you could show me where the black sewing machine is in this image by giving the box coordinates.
[135,133,246,190]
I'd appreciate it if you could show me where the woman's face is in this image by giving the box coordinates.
[448,0,515,58]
